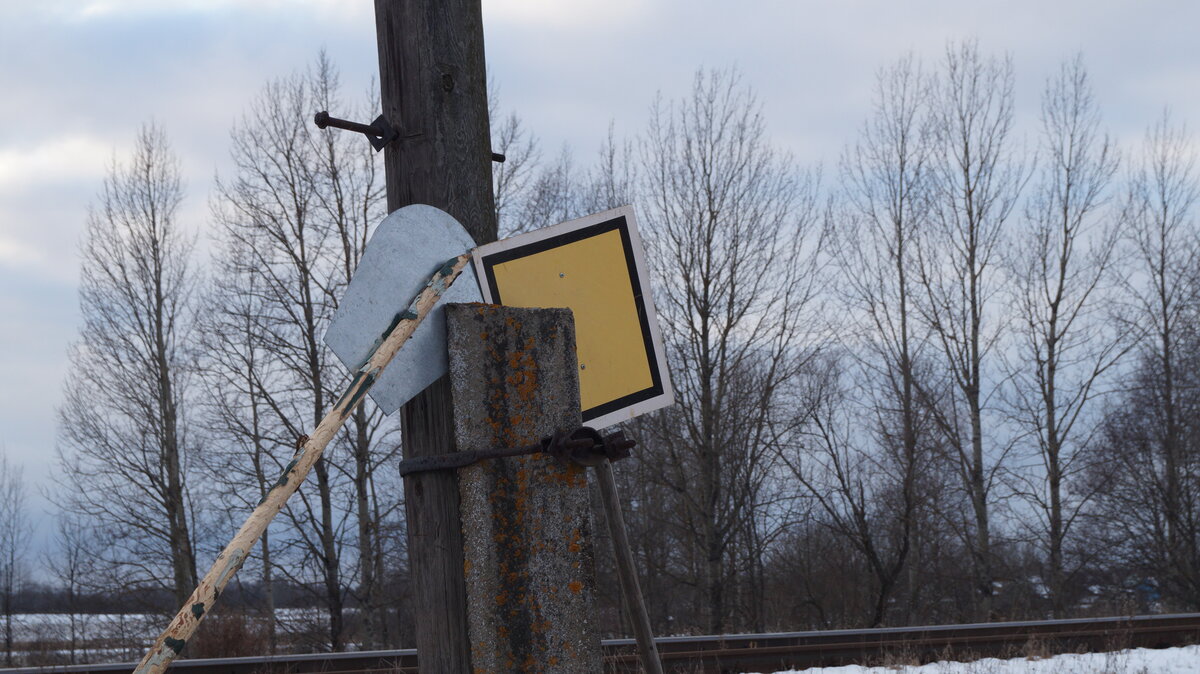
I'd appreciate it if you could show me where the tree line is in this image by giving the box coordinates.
[14,41,1200,659]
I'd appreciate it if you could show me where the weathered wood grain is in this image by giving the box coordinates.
[374,1,498,671]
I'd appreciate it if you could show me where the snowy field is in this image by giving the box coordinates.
[1,607,323,642]
[762,645,1200,673]
[0,608,330,663]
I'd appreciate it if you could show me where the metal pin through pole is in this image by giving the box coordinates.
[313,110,398,151]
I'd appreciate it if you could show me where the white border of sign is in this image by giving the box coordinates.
[472,205,674,430]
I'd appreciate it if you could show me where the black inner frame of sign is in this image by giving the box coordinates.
[480,215,665,423]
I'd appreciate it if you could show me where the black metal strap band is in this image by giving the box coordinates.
[397,426,635,477]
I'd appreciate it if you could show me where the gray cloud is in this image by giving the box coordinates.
[2,0,1199,553]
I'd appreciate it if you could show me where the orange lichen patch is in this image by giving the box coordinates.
[495,590,509,606]
[463,559,472,575]
[505,365,539,403]
[568,580,583,594]
[567,528,582,553]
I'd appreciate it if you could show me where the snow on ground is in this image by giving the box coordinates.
[3,607,330,642]
[760,645,1200,673]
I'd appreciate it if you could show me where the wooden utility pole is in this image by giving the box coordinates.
[374,1,496,670]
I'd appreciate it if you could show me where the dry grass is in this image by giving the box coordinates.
[186,610,270,658]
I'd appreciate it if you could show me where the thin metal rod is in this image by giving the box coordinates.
[398,436,592,476]
[133,255,473,674]
[595,458,664,674]
[314,111,381,137]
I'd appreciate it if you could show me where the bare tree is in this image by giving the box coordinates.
[56,123,201,609]
[211,63,344,650]
[199,254,283,651]
[640,67,823,633]
[510,148,585,236]
[500,129,634,238]
[1128,111,1200,600]
[486,84,587,239]
[489,87,541,238]
[919,41,1027,619]
[580,122,638,216]
[815,54,938,626]
[0,452,28,665]
[44,513,98,663]
[489,88,635,240]
[1092,111,1200,608]
[207,52,395,650]
[1004,55,1128,617]
[785,356,914,627]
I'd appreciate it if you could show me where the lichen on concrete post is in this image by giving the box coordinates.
[445,303,602,672]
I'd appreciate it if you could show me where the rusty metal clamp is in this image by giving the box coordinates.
[397,426,634,477]
[547,427,635,467]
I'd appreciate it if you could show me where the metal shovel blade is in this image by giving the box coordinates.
[324,204,481,414]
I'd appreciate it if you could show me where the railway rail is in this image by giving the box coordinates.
[6,612,1199,674]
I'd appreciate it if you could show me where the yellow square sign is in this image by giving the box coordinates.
[472,206,673,429]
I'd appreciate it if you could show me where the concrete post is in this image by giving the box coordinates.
[445,303,602,672]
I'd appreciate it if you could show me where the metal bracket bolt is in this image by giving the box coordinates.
[313,111,399,152]
[313,110,507,162]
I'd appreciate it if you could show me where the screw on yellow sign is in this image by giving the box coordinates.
[472,206,674,429]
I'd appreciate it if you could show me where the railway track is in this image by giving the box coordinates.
[7,612,1199,674]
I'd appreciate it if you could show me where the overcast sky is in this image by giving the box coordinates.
[2,0,1199,551]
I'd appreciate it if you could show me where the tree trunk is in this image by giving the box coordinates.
[4,594,11,667]
[157,264,197,607]
[261,529,276,654]
[352,406,381,649]
[314,457,344,649]
[1046,393,1064,618]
